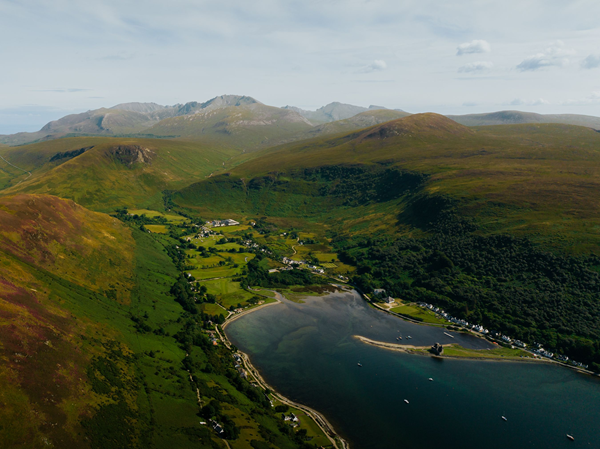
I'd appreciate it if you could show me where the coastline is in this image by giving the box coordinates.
[356,335,568,365]
[219,290,350,449]
[356,290,598,377]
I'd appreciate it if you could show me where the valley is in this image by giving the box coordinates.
[2,96,600,448]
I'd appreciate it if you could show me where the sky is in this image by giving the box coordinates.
[2,0,600,133]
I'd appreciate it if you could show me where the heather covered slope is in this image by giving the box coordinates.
[0,137,235,212]
[0,194,317,448]
[0,194,135,447]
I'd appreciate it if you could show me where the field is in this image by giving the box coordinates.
[435,344,533,360]
[390,302,448,325]
[130,208,189,223]
[146,224,169,233]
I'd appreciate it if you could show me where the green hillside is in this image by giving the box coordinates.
[175,114,600,251]
[0,137,237,212]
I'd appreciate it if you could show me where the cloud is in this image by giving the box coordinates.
[31,88,91,93]
[456,40,491,56]
[581,54,600,69]
[516,41,574,71]
[458,61,493,73]
[357,59,387,73]
[509,98,549,106]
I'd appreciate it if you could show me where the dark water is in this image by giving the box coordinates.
[226,291,600,449]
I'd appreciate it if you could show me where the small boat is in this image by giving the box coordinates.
[428,378,433,381]
[404,399,409,404]
[357,363,362,367]
[443,332,455,339]
[501,416,507,422]
[407,336,412,339]
[567,434,574,441]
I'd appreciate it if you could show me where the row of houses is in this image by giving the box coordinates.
[417,301,588,369]
[418,302,490,334]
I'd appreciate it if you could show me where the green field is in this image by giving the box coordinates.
[130,208,189,223]
[390,303,448,325]
[146,224,169,233]
[436,344,533,359]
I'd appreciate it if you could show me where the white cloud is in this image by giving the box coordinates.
[509,98,549,106]
[458,61,493,73]
[456,40,491,56]
[516,41,574,71]
[581,54,600,70]
[357,60,387,73]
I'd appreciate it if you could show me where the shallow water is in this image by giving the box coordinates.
[226,291,600,449]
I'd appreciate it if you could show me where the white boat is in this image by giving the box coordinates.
[404,399,409,404]
[357,362,362,367]
[501,416,507,421]
[428,378,433,381]
[407,336,412,339]
[567,434,574,441]
[443,332,455,338]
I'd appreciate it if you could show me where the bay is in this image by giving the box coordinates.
[225,291,600,449]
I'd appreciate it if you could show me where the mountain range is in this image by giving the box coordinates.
[4,95,600,148]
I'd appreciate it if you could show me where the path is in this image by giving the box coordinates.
[0,154,32,187]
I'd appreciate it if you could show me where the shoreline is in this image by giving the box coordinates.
[354,335,589,368]
[219,290,350,449]
[355,290,598,377]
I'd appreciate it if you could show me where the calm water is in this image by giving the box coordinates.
[226,291,600,449]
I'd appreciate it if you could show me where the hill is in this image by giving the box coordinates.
[174,114,600,251]
[448,110,600,129]
[283,109,412,142]
[282,102,391,124]
[0,136,236,212]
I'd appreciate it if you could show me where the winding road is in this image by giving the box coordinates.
[0,155,32,187]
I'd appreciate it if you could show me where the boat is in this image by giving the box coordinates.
[567,434,574,441]
[501,416,507,421]
[404,399,409,404]
[443,332,455,338]
[407,336,412,339]
[428,378,433,381]
[357,362,362,367]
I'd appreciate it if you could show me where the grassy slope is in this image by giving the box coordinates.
[174,114,600,252]
[0,137,237,212]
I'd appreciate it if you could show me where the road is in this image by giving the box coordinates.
[0,155,32,187]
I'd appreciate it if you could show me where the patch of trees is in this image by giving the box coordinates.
[336,214,600,371]
[49,146,92,162]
